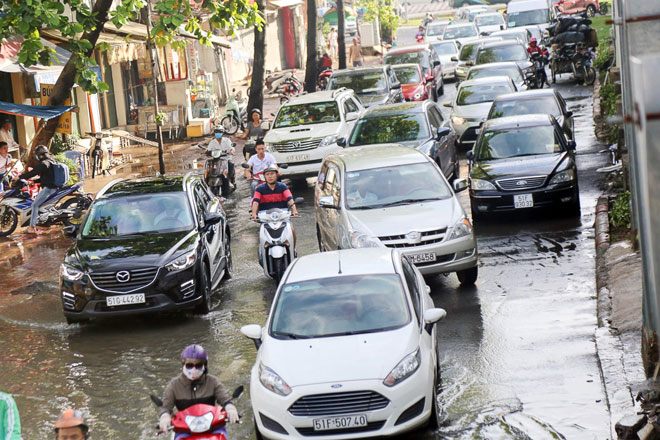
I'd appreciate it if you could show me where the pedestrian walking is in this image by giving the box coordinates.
[328,28,338,62]
[349,38,365,67]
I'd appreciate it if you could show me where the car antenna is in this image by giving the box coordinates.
[337,251,343,274]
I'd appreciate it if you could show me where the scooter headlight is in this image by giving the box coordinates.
[211,150,221,158]
[185,412,214,433]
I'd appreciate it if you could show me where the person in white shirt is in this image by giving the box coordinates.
[0,142,23,191]
[207,127,235,186]
[0,120,21,154]
[244,139,277,196]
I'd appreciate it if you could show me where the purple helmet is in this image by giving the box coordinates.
[181,344,208,361]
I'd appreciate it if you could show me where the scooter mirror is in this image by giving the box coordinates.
[241,163,250,169]
[150,394,164,407]
[279,163,289,169]
[294,197,304,205]
[232,385,245,399]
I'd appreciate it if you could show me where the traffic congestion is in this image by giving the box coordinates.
[0,1,615,439]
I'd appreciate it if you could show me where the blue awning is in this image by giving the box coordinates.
[0,100,76,120]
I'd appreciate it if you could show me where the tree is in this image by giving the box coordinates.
[0,0,262,163]
[247,0,266,116]
[337,0,346,69]
[356,0,400,44]
[304,0,318,93]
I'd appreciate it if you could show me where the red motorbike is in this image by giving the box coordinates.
[317,68,333,90]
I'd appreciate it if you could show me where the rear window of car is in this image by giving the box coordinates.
[477,45,527,63]
[385,51,429,69]
[457,83,513,105]
[328,72,388,95]
[443,25,478,40]
[489,96,560,119]
[475,14,505,26]
[274,102,340,128]
[349,113,430,145]
[393,66,422,84]
[468,66,522,83]
[476,125,564,160]
[430,41,457,55]
[426,23,448,36]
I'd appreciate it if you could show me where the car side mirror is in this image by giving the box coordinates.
[318,195,339,209]
[425,74,434,83]
[261,120,271,130]
[453,178,468,192]
[436,126,451,139]
[466,150,474,160]
[337,137,347,147]
[451,56,458,62]
[391,82,402,89]
[566,111,573,118]
[204,211,223,226]
[443,101,452,108]
[240,324,263,349]
[465,61,474,66]
[567,140,577,150]
[346,112,359,122]
[433,60,441,67]
[62,225,78,238]
[423,308,447,333]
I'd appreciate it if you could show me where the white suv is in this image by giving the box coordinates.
[264,89,364,178]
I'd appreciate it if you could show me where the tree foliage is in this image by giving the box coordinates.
[355,0,399,40]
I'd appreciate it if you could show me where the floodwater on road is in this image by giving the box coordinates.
[0,69,613,438]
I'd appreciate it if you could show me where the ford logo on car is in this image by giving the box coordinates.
[516,180,528,186]
[116,271,131,283]
[331,384,342,389]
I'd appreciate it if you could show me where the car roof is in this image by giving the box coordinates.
[101,176,187,198]
[446,22,476,28]
[330,144,429,172]
[392,63,422,70]
[283,90,350,105]
[429,19,451,24]
[285,249,398,283]
[483,114,556,130]
[386,44,429,54]
[491,28,528,35]
[475,12,502,17]
[493,89,558,102]
[332,66,386,76]
[462,37,503,47]
[459,76,514,87]
[480,40,524,49]
[469,61,521,71]
[361,101,427,117]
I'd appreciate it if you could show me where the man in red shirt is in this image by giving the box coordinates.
[527,38,547,56]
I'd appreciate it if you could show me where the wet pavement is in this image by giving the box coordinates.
[0,37,614,439]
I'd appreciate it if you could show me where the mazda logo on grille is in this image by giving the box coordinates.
[516,180,528,186]
[292,141,302,149]
[116,271,131,283]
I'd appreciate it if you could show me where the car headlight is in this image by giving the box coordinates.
[350,230,383,248]
[319,135,338,148]
[259,363,292,396]
[185,412,214,433]
[383,348,421,387]
[471,178,496,191]
[413,92,422,100]
[452,116,466,125]
[549,168,576,184]
[60,264,84,281]
[265,142,274,152]
[166,251,196,272]
[448,217,473,240]
[456,66,467,74]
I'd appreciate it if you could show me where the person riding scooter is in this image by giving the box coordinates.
[415,26,425,43]
[158,344,239,433]
[251,164,299,245]
[207,126,235,190]
[244,139,277,196]
[54,408,88,440]
[527,38,547,56]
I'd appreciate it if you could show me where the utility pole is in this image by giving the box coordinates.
[144,0,166,175]
[337,0,346,69]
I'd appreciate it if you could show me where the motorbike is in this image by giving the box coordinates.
[550,44,596,85]
[253,205,303,282]
[201,143,236,197]
[0,180,92,237]
[265,70,303,98]
[415,33,425,44]
[317,68,333,91]
[220,90,248,135]
[151,386,244,440]
[86,131,110,178]
[527,52,549,89]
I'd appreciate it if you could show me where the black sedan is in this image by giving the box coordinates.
[327,65,404,108]
[338,101,459,182]
[60,174,231,323]
[466,114,579,220]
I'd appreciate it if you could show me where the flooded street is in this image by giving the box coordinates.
[0,53,612,438]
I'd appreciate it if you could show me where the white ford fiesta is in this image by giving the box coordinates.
[241,248,447,439]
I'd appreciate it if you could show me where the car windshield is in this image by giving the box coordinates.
[426,23,448,36]
[457,83,513,105]
[477,45,527,63]
[270,274,410,338]
[469,9,488,21]
[507,9,550,27]
[468,66,522,83]
[443,25,478,39]
[489,97,560,119]
[385,51,429,68]
[81,192,194,237]
[476,125,564,160]
[393,66,422,84]
[475,14,504,26]
[349,113,430,146]
[328,72,388,95]
[430,42,457,55]
[344,162,453,209]
[273,102,341,128]
[493,31,527,43]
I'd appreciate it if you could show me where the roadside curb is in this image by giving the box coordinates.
[593,195,637,439]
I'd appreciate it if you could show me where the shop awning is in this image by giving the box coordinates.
[0,100,76,120]
[269,0,303,8]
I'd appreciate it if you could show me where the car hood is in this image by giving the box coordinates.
[261,325,419,387]
[477,24,504,34]
[357,93,390,107]
[265,123,341,142]
[472,152,569,180]
[347,199,460,237]
[401,83,425,98]
[453,102,493,120]
[71,230,197,271]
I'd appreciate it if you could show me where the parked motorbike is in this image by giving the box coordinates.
[86,131,109,178]
[317,68,333,91]
[571,47,596,85]
[265,70,303,98]
[252,205,303,282]
[202,143,236,197]
[0,180,92,237]
[150,386,244,439]
[220,90,248,135]
[550,44,596,85]
[527,52,549,88]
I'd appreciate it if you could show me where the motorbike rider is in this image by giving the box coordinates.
[245,139,277,195]
[158,344,239,433]
[13,145,59,235]
[251,164,299,245]
[238,109,266,140]
[415,26,425,42]
[54,408,88,440]
[527,38,547,56]
[0,142,23,191]
[207,126,235,188]
[319,52,333,72]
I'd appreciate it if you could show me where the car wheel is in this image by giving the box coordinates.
[223,238,233,280]
[586,4,596,17]
[457,266,478,286]
[194,264,212,314]
[427,366,441,429]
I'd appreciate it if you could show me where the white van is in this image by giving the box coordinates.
[506,0,555,31]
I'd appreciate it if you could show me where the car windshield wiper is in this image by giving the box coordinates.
[272,331,311,340]
[374,197,442,208]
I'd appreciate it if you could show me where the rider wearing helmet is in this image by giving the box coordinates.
[416,26,425,42]
[207,126,235,187]
[527,38,546,56]
[14,145,58,234]
[251,164,299,245]
[238,108,266,140]
[158,344,239,433]
[54,408,88,440]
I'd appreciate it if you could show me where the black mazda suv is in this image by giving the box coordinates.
[60,174,232,324]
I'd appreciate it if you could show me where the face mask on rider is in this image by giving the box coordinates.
[183,363,205,380]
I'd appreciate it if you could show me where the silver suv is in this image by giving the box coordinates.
[314,144,479,284]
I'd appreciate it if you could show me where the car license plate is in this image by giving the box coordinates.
[513,194,534,209]
[313,414,368,431]
[410,252,436,264]
[287,154,310,162]
[106,293,145,307]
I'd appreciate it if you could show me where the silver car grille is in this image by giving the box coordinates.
[273,138,322,153]
[496,175,547,191]
[89,267,159,293]
[288,391,390,417]
[378,228,447,248]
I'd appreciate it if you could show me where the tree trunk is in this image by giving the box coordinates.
[144,4,166,175]
[30,0,115,164]
[304,0,318,93]
[248,0,266,115]
[337,0,346,69]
